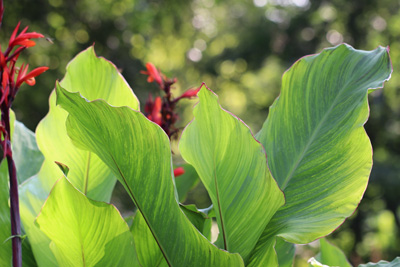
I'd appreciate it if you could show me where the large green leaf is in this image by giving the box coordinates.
[130,211,166,267]
[35,177,139,266]
[130,205,212,267]
[179,87,284,262]
[19,46,139,266]
[249,44,392,265]
[56,85,244,266]
[35,45,139,200]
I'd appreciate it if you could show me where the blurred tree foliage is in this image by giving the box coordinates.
[4,0,400,265]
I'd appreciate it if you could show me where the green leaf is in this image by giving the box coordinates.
[56,85,244,266]
[359,257,400,267]
[174,164,199,202]
[315,238,352,267]
[131,211,165,267]
[275,237,295,267]
[131,204,212,267]
[12,121,44,184]
[0,161,11,266]
[249,44,392,265]
[179,86,284,262]
[309,257,331,267]
[19,46,139,266]
[180,204,212,240]
[35,45,139,201]
[35,177,139,266]
[20,175,58,266]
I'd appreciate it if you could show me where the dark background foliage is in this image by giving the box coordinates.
[5,0,400,265]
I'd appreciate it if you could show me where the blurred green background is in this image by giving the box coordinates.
[4,0,399,266]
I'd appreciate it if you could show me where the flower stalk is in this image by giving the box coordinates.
[0,1,48,265]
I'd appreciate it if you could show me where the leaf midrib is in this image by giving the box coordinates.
[280,80,348,190]
[109,154,172,267]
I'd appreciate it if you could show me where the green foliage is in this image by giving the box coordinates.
[179,85,284,262]
[35,177,139,266]
[314,238,352,267]
[1,43,395,266]
[249,45,391,266]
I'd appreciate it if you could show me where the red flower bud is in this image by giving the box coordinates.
[179,87,200,99]
[140,62,163,87]
[173,167,185,177]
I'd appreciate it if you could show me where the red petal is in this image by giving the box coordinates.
[9,22,21,45]
[25,77,35,86]
[145,62,163,86]
[12,39,36,48]
[151,97,162,125]
[17,66,49,87]
[17,32,44,39]
[179,87,200,99]
[173,167,185,177]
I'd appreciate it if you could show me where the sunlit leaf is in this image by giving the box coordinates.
[179,86,284,262]
[35,177,139,266]
[56,85,244,266]
[19,46,139,266]
[249,44,392,266]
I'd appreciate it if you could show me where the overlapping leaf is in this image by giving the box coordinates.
[35,177,139,266]
[179,87,284,262]
[248,44,392,266]
[314,238,352,267]
[56,85,244,266]
[19,46,139,266]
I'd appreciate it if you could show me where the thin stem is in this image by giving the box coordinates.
[2,108,22,267]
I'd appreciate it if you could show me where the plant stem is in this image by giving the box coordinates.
[2,108,22,267]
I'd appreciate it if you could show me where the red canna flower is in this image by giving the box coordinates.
[140,62,163,87]
[8,22,44,50]
[173,167,185,177]
[146,96,163,126]
[16,65,49,87]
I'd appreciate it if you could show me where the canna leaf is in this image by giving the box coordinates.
[12,121,44,184]
[35,177,139,267]
[315,238,352,267]
[19,46,139,266]
[249,44,392,266]
[179,86,284,262]
[56,84,244,266]
[359,257,400,267]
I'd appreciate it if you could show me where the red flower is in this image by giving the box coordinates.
[8,22,44,49]
[16,65,49,87]
[146,96,163,126]
[173,167,185,177]
[140,63,163,87]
